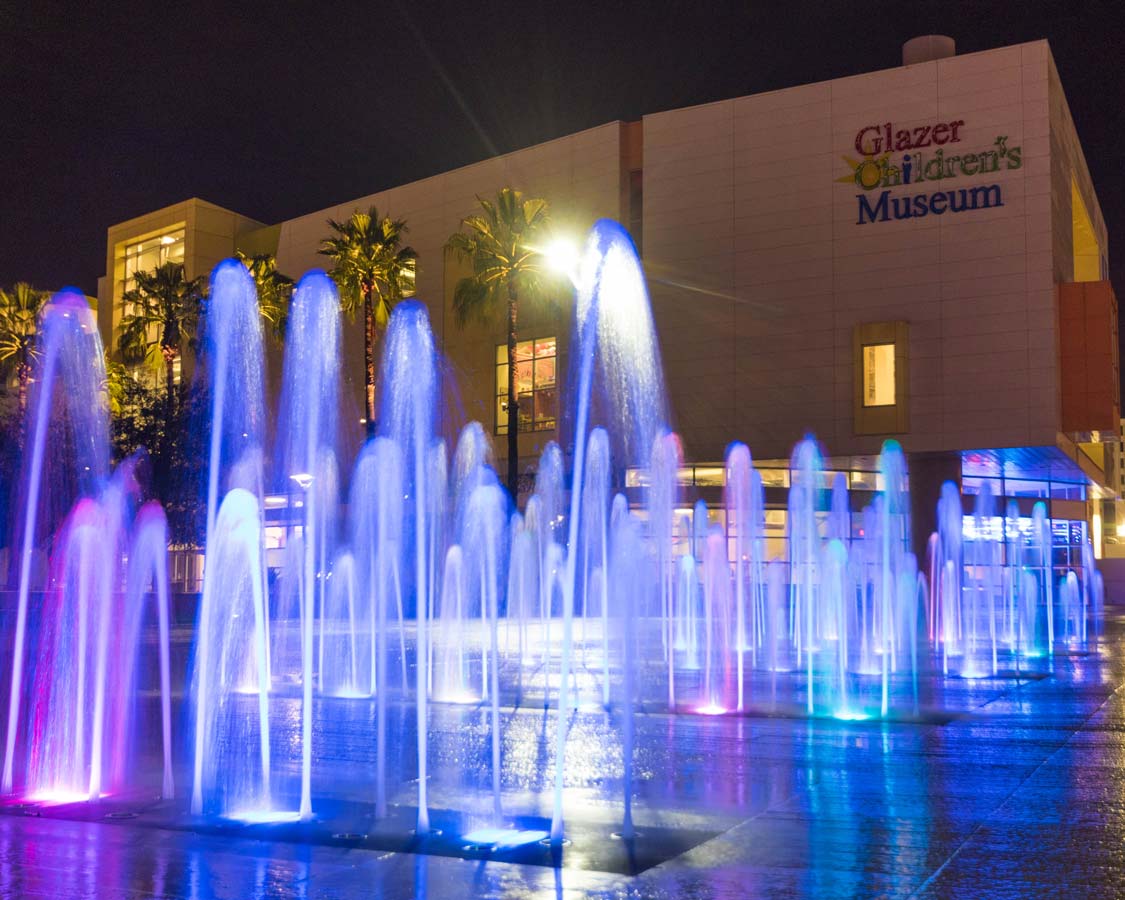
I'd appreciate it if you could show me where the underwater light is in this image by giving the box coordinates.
[831,710,871,721]
[227,809,302,825]
[26,788,97,805]
[434,690,480,705]
[462,827,549,848]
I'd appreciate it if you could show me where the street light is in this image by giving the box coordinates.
[543,237,581,287]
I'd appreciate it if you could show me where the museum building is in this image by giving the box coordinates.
[96,37,1118,582]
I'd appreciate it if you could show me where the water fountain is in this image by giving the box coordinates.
[2,291,173,804]
[0,217,1107,874]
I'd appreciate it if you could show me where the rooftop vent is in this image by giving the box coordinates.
[902,35,956,66]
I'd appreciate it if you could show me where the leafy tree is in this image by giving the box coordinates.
[445,188,557,500]
[0,282,51,428]
[319,208,417,434]
[118,262,204,418]
[111,371,207,547]
[237,250,293,342]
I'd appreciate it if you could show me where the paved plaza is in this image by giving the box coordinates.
[3,614,1125,898]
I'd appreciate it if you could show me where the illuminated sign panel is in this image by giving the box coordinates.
[839,120,1022,224]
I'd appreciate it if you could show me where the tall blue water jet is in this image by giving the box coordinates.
[201,260,267,536]
[193,259,268,817]
[552,220,667,842]
[609,505,643,839]
[464,479,507,823]
[788,437,822,709]
[349,436,405,817]
[725,443,764,707]
[506,513,538,699]
[28,498,113,801]
[450,424,495,695]
[968,482,999,677]
[452,423,492,533]
[821,539,851,717]
[1032,502,1054,663]
[426,441,449,697]
[191,489,272,817]
[278,270,342,821]
[677,554,701,672]
[700,527,733,713]
[320,551,361,696]
[876,441,910,714]
[649,430,682,704]
[933,481,964,669]
[530,443,564,675]
[435,545,471,702]
[579,428,611,703]
[377,300,438,834]
[119,502,175,800]
[3,290,110,795]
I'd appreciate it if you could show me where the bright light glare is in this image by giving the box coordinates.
[695,704,728,716]
[462,827,549,847]
[433,690,480,705]
[228,808,302,824]
[26,788,96,804]
[831,710,871,721]
[543,238,580,281]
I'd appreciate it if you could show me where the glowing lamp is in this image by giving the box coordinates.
[289,472,314,491]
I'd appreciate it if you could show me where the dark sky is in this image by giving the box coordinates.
[2,1,1123,295]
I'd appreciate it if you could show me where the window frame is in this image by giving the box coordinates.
[853,321,909,435]
[495,335,558,435]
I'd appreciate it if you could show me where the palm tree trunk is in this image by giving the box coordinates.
[506,280,519,501]
[165,350,177,421]
[364,290,376,438]
[16,362,29,447]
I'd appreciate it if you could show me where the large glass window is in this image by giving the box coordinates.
[862,343,896,407]
[496,337,557,435]
[120,227,186,298]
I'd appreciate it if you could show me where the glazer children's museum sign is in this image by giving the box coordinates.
[839,119,1022,224]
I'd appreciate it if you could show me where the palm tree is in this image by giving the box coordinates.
[237,251,293,342]
[118,261,204,418]
[319,208,417,435]
[0,282,51,428]
[445,188,555,500]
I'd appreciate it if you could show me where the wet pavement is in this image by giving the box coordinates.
[4,617,1125,898]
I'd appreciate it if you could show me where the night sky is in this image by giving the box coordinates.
[2,1,1123,296]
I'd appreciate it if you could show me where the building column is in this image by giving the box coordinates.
[908,451,962,567]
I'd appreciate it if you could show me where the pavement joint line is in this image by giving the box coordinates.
[906,678,1125,898]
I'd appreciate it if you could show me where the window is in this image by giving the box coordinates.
[853,322,908,435]
[120,226,186,299]
[496,337,557,434]
[862,343,895,407]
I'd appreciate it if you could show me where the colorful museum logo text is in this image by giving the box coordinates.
[839,120,1022,224]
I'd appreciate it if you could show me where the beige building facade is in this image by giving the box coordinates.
[98,39,1118,566]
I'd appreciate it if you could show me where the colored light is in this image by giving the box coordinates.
[26,788,97,805]
[227,809,302,824]
[832,710,871,721]
[462,828,549,847]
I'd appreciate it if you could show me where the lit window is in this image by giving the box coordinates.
[862,343,896,407]
[120,226,186,299]
[496,337,557,434]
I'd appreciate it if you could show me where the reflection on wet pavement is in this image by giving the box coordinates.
[4,615,1125,898]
